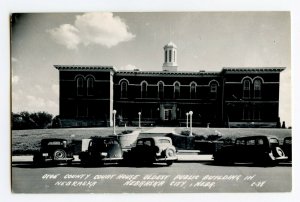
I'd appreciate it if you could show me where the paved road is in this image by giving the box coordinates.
[12,161,291,193]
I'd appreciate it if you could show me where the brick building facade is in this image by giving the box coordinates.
[54,42,285,128]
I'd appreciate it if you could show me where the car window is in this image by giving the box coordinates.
[158,139,170,144]
[284,138,291,144]
[136,140,143,146]
[257,138,264,145]
[246,139,255,145]
[269,138,279,147]
[269,138,279,144]
[104,139,117,145]
[48,141,62,146]
[236,139,245,145]
[144,140,152,146]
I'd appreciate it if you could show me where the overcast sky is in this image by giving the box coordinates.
[11,12,291,126]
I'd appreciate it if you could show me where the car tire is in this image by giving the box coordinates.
[67,160,72,166]
[53,149,67,160]
[33,154,45,166]
[274,147,285,157]
[165,148,176,158]
[166,161,173,166]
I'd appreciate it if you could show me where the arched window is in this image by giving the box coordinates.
[210,83,217,93]
[121,81,128,98]
[141,81,147,98]
[190,83,196,99]
[87,77,94,96]
[210,82,217,99]
[77,77,84,96]
[158,81,164,99]
[243,80,251,99]
[174,82,180,99]
[254,80,262,98]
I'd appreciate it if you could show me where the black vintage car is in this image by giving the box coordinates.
[124,137,177,166]
[33,138,74,165]
[213,135,287,165]
[79,137,123,165]
[282,137,292,161]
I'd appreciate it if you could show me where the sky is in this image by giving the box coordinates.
[11,12,291,126]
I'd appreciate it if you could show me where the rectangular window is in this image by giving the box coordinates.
[169,50,172,62]
[165,50,167,63]
[246,139,255,145]
[243,80,251,99]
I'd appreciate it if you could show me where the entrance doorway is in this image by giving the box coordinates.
[164,109,172,120]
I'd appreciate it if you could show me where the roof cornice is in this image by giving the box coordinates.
[222,67,286,73]
[54,65,117,72]
[115,70,220,77]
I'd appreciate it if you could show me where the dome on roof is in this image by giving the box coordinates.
[164,41,177,48]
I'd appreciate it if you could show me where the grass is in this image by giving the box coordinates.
[12,127,292,155]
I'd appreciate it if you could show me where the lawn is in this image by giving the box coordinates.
[11,127,291,155]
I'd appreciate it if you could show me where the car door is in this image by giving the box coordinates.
[235,139,246,162]
[245,138,256,162]
[133,139,155,161]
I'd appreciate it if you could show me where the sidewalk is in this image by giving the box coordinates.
[12,154,213,163]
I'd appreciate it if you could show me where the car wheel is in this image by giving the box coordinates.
[165,148,176,158]
[166,161,173,166]
[67,160,72,166]
[274,147,285,157]
[53,149,67,160]
[33,154,45,166]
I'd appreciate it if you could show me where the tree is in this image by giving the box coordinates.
[29,112,53,128]
[11,111,53,129]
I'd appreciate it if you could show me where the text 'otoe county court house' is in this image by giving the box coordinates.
[54,42,285,128]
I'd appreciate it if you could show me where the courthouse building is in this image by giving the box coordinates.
[54,42,285,128]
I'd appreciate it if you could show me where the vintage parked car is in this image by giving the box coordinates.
[79,137,123,165]
[33,138,74,165]
[125,137,177,166]
[282,137,292,161]
[213,135,288,165]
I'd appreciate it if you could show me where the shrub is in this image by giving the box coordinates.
[180,130,198,136]
[118,130,133,135]
[206,134,222,141]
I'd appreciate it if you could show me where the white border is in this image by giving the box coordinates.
[1,0,299,202]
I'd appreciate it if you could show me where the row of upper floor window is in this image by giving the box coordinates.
[74,75,263,99]
[119,80,219,99]
[242,79,262,99]
[76,76,94,96]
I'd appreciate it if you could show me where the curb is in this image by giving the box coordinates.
[12,154,213,163]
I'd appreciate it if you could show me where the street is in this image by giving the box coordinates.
[12,161,291,193]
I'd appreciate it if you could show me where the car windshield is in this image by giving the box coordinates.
[103,139,118,145]
[158,139,170,144]
[284,139,291,144]
[269,138,279,146]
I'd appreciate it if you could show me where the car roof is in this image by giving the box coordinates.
[236,135,278,140]
[137,137,172,141]
[91,136,119,142]
[41,138,67,142]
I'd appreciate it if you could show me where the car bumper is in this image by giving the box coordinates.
[269,153,288,161]
[44,157,74,161]
[101,157,123,161]
[274,156,288,161]
[155,156,178,162]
